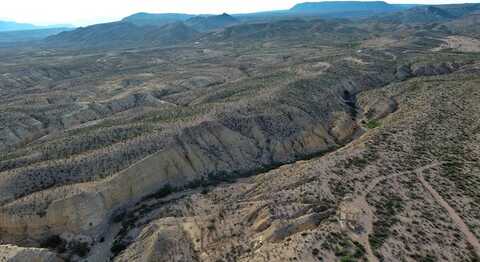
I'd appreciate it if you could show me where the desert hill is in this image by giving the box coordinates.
[1,2,480,262]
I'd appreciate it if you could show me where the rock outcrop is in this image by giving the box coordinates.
[0,245,63,262]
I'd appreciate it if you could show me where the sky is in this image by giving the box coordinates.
[1,0,479,26]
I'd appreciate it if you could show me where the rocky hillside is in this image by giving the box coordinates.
[113,69,480,262]
[185,13,239,32]
[1,4,480,262]
[0,28,71,43]
[374,3,480,24]
[45,21,198,48]
[122,13,195,27]
[290,1,413,17]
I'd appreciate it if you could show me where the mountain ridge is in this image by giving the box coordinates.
[290,1,415,13]
[0,20,73,32]
[373,3,480,23]
[122,13,195,26]
[45,21,198,48]
[185,13,239,32]
[41,2,480,49]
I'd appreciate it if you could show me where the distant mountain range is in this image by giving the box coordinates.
[0,20,73,44]
[123,13,238,31]
[47,13,239,47]
[290,1,417,14]
[185,13,239,32]
[46,21,198,48]
[373,3,480,24]
[0,20,39,31]
[0,20,72,32]
[0,27,72,43]
[6,1,480,48]
[122,13,195,26]
[122,1,418,25]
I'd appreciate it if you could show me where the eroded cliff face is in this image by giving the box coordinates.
[0,93,349,242]
[0,64,397,243]
[114,218,198,262]
[0,244,63,262]
[0,58,468,249]
[109,70,480,262]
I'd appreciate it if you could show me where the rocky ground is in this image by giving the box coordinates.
[0,16,479,262]
[108,71,480,262]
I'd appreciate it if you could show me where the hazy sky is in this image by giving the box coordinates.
[1,0,479,26]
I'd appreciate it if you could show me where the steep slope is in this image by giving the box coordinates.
[185,13,239,32]
[112,68,480,262]
[0,28,71,43]
[444,13,480,37]
[378,6,455,23]
[0,245,62,261]
[434,3,480,17]
[290,1,414,18]
[207,18,367,43]
[120,1,420,26]
[45,21,198,48]
[122,13,195,26]
[291,1,407,13]
[375,3,480,24]
[0,56,390,242]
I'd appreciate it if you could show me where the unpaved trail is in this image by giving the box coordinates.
[346,196,378,262]
[346,163,442,262]
[364,163,441,196]
[417,172,480,258]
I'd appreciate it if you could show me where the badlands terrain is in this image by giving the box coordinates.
[1,2,480,261]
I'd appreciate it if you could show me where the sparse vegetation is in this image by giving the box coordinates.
[365,120,381,129]
[370,196,404,250]
[1,4,480,261]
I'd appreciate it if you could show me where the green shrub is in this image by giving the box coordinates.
[340,255,356,262]
[365,120,381,129]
